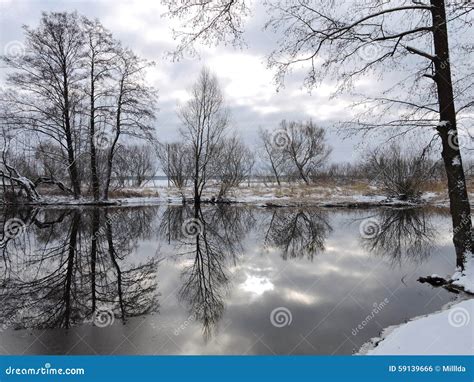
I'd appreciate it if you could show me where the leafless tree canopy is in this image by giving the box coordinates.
[366,144,437,200]
[258,120,332,185]
[157,142,192,199]
[161,0,251,59]
[281,120,332,184]
[162,0,473,269]
[179,67,229,203]
[0,12,158,202]
[116,144,157,187]
[216,135,255,198]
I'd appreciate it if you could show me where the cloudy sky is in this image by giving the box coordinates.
[1,0,469,163]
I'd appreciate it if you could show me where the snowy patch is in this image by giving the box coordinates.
[421,192,437,201]
[360,252,474,355]
[451,253,474,294]
[359,299,473,355]
[452,156,461,166]
[351,194,387,203]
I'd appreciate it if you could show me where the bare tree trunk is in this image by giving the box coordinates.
[63,75,81,199]
[431,0,473,268]
[296,163,309,185]
[103,130,119,201]
[270,162,281,186]
[103,87,122,201]
[194,163,200,205]
[89,60,100,201]
[64,127,81,199]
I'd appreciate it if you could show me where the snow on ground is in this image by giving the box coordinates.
[451,254,474,294]
[350,194,388,203]
[115,183,465,207]
[421,192,437,201]
[359,299,473,355]
[360,255,473,355]
[34,181,474,208]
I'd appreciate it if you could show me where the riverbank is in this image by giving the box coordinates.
[359,252,473,355]
[25,180,474,208]
[358,298,473,355]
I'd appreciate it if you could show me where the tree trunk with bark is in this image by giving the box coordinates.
[102,87,122,201]
[431,0,473,268]
[89,59,101,201]
[63,73,81,199]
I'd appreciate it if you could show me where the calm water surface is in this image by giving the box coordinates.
[0,205,456,354]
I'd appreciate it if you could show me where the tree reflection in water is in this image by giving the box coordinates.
[160,204,255,340]
[264,208,332,260]
[0,207,160,330]
[360,208,438,265]
[0,204,443,344]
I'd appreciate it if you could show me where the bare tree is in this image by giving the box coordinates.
[0,12,158,204]
[34,142,68,181]
[179,67,229,204]
[102,47,157,200]
[161,0,250,60]
[0,131,39,202]
[1,12,87,198]
[157,142,191,201]
[83,17,116,201]
[127,144,157,187]
[366,144,437,200]
[216,135,255,199]
[163,0,474,269]
[279,120,332,184]
[258,127,287,186]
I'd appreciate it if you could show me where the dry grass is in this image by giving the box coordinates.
[36,178,472,203]
[243,179,471,202]
[105,188,160,198]
[421,181,448,194]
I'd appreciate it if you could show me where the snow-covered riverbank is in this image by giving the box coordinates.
[360,252,473,355]
[358,298,473,355]
[26,181,474,208]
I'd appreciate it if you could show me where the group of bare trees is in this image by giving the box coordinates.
[0,1,472,272]
[259,120,332,185]
[0,12,157,202]
[162,0,473,269]
[158,68,255,204]
[158,69,332,202]
[365,144,437,200]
